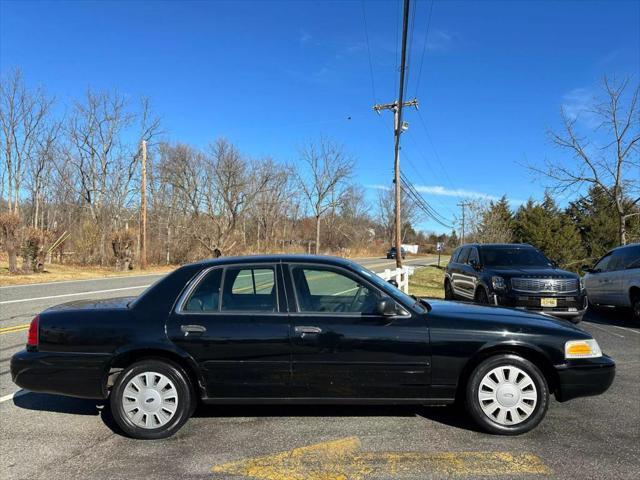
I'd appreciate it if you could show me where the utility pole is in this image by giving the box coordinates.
[373,0,417,269]
[140,140,148,270]
[457,201,471,246]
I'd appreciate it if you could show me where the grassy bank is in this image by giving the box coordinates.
[409,263,448,299]
[0,262,174,287]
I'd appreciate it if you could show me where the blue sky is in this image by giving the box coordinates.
[1,0,638,233]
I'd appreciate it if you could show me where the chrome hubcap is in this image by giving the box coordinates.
[122,372,178,429]
[478,365,537,425]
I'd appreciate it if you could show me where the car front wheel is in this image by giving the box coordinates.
[465,354,549,435]
[110,359,194,439]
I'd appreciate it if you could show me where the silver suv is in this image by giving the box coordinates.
[582,243,640,321]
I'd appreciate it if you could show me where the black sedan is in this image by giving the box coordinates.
[11,255,614,439]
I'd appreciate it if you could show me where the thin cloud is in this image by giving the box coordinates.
[414,185,501,201]
[369,184,524,205]
[562,88,599,127]
[299,30,312,45]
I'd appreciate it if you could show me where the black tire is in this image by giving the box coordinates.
[475,287,490,304]
[444,279,454,300]
[632,295,640,322]
[465,354,549,435]
[569,314,583,324]
[110,359,194,439]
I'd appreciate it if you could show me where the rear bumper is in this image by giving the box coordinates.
[554,355,616,402]
[11,349,110,400]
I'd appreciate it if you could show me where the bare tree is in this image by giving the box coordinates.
[533,76,640,245]
[376,186,422,245]
[297,138,354,254]
[0,69,53,214]
[63,89,135,264]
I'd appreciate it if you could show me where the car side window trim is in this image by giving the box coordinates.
[175,262,281,315]
[285,262,411,318]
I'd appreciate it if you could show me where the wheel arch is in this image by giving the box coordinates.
[105,345,205,398]
[629,285,640,303]
[455,342,559,403]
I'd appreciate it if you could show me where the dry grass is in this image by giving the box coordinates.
[409,261,449,299]
[0,261,175,287]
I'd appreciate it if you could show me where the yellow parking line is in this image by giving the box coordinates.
[0,324,30,335]
[211,437,551,479]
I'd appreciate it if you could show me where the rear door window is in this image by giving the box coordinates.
[183,268,222,312]
[221,266,277,312]
[458,247,471,264]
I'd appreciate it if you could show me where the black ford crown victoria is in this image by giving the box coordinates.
[11,255,614,439]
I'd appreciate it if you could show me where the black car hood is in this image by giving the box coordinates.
[426,299,583,333]
[45,296,135,312]
[487,267,577,278]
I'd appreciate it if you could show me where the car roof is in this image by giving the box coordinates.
[184,254,357,269]
[608,242,640,253]
[458,243,535,249]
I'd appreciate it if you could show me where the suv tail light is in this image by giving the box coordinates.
[27,315,39,348]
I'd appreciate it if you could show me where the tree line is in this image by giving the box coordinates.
[1,69,638,274]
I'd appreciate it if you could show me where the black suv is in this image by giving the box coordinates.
[444,243,586,323]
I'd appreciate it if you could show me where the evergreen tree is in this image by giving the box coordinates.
[568,186,640,260]
[513,194,585,269]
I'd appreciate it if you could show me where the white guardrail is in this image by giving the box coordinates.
[376,266,415,293]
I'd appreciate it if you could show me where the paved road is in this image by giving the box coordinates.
[0,257,638,480]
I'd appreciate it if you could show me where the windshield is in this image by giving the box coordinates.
[481,247,552,267]
[350,262,426,313]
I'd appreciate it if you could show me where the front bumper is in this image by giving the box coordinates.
[494,291,587,318]
[11,349,111,400]
[554,355,615,402]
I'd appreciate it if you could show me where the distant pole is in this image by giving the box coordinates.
[457,201,471,245]
[140,140,148,270]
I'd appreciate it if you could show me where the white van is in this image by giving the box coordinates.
[583,243,640,321]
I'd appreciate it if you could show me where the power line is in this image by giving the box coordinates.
[415,108,456,190]
[400,171,453,228]
[360,0,377,103]
[414,0,434,97]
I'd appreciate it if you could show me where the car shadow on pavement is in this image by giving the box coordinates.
[13,393,482,436]
[193,403,483,433]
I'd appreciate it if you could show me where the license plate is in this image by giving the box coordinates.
[541,298,557,307]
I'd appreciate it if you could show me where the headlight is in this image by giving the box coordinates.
[565,339,602,359]
[492,276,506,290]
[579,277,585,291]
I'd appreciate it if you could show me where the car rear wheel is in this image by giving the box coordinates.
[110,359,194,439]
[465,354,549,435]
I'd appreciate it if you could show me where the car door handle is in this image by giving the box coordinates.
[181,324,207,335]
[294,326,322,335]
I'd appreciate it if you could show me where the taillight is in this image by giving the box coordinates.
[27,315,39,347]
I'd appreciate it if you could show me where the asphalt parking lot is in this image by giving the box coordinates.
[0,259,638,480]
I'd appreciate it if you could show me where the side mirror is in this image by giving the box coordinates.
[376,298,398,316]
[469,259,481,271]
[581,265,596,274]
[387,279,398,287]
